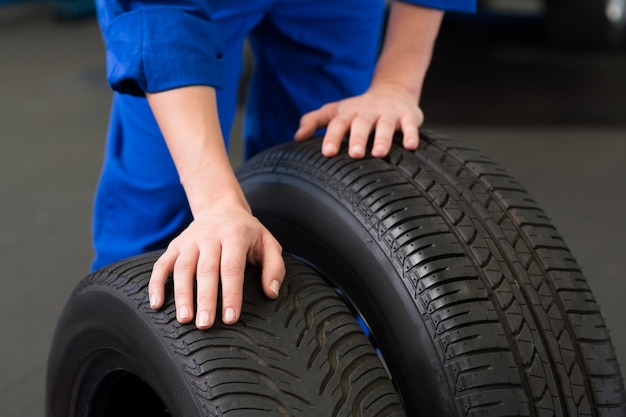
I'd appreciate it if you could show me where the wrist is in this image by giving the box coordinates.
[368,77,422,102]
[183,171,251,218]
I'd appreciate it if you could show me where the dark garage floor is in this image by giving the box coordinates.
[0,5,625,416]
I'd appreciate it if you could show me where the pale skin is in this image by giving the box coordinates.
[148,2,444,329]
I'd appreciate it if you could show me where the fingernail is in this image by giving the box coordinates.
[322,143,335,155]
[198,311,210,327]
[270,280,280,297]
[351,145,363,156]
[179,305,190,320]
[224,308,236,323]
[149,293,158,308]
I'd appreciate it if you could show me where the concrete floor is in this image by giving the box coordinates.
[0,5,624,416]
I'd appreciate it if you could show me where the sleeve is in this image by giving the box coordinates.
[95,1,225,96]
[398,0,477,13]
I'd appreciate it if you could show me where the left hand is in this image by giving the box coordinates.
[293,82,424,159]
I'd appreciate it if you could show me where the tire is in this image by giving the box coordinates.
[237,131,626,417]
[46,253,404,417]
[545,0,626,50]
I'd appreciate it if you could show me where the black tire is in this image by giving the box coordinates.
[46,253,405,417]
[237,131,626,417]
[545,0,626,50]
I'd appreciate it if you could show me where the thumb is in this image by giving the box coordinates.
[294,103,337,141]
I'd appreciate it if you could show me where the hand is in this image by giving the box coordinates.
[148,203,285,329]
[294,83,424,159]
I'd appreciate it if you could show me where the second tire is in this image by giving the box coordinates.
[237,130,626,417]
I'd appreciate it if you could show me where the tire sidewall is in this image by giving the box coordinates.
[46,285,200,417]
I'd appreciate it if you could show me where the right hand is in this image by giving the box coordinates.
[147,202,285,330]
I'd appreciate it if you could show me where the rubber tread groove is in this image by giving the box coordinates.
[420,131,626,415]
[50,254,404,416]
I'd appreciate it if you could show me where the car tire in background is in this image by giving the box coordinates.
[46,253,404,417]
[238,131,626,416]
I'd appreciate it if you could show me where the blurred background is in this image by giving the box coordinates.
[0,1,624,415]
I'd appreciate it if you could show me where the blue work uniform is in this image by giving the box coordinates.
[91,0,476,271]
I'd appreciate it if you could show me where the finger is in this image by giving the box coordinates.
[149,249,177,310]
[172,247,200,324]
[346,114,377,159]
[219,240,247,325]
[322,114,353,157]
[194,243,220,329]
[258,237,285,300]
[294,111,323,141]
[294,103,337,141]
[371,117,397,158]
[400,117,420,151]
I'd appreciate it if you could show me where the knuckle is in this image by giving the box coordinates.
[174,289,192,303]
[222,222,249,239]
[221,260,245,278]
[376,118,395,130]
[221,287,242,304]
[354,112,376,124]
[174,260,195,276]
[196,262,218,278]
[328,116,351,130]
[153,253,173,271]
[195,293,216,308]
[272,240,283,253]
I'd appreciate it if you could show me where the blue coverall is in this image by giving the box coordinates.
[91,0,476,271]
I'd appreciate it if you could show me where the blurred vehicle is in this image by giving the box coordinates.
[0,0,95,20]
[476,0,626,50]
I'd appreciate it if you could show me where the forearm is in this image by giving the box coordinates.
[146,86,249,217]
[146,85,284,329]
[373,2,445,100]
